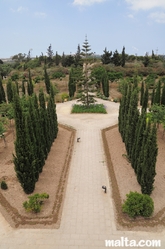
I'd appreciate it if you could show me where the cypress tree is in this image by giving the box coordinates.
[131,110,146,173]
[68,67,76,98]
[142,85,149,111]
[27,69,33,96]
[39,89,49,158]
[136,121,151,185]
[140,81,144,106]
[154,80,161,105]
[6,79,13,103]
[32,94,45,172]
[118,81,128,137]
[151,85,155,106]
[122,83,133,143]
[140,123,158,195]
[13,89,35,194]
[50,85,58,139]
[102,71,109,97]
[22,80,26,95]
[161,81,165,106]
[0,76,6,103]
[121,46,126,67]
[15,81,19,95]
[39,88,46,109]
[44,66,51,94]
[124,87,139,159]
[28,98,40,181]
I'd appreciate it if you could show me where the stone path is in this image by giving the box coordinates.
[0,99,165,249]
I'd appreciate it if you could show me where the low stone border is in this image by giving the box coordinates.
[102,124,165,230]
[0,124,76,228]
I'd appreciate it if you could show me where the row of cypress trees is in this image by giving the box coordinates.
[13,85,58,194]
[140,78,165,108]
[118,77,158,195]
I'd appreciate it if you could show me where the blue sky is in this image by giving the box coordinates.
[1,0,165,58]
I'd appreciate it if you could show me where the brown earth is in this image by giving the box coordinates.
[102,124,165,231]
[0,124,75,228]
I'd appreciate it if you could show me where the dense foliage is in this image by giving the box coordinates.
[118,78,158,195]
[13,85,58,194]
[122,191,154,218]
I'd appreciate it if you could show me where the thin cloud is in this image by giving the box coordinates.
[125,0,165,11]
[34,12,46,18]
[128,14,134,18]
[73,0,107,6]
[149,12,165,23]
[132,46,138,52]
[11,6,28,13]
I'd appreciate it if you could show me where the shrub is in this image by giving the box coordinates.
[34,76,41,83]
[52,71,65,79]
[61,92,69,102]
[122,191,154,218]
[1,180,8,190]
[11,73,19,81]
[23,193,49,213]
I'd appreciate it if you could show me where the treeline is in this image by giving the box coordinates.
[13,85,58,194]
[1,40,165,79]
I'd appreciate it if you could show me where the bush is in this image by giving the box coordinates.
[1,180,8,190]
[108,72,123,82]
[122,191,154,218]
[61,92,69,102]
[23,193,49,213]
[52,71,65,79]
[11,73,19,81]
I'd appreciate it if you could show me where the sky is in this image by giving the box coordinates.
[1,0,165,58]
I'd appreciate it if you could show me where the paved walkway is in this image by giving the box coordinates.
[0,99,165,249]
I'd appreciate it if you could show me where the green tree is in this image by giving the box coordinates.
[13,89,36,194]
[143,52,150,67]
[161,81,165,106]
[44,66,51,94]
[101,48,112,64]
[154,80,161,105]
[142,85,149,111]
[61,52,66,67]
[54,51,61,66]
[75,44,82,67]
[131,110,146,173]
[125,86,139,159]
[140,123,158,195]
[140,81,144,106]
[27,69,33,96]
[112,50,121,66]
[121,46,126,67]
[78,36,96,106]
[68,67,76,98]
[136,121,151,185]
[102,71,109,97]
[47,44,54,66]
[6,79,13,103]
[0,77,6,103]
[22,80,26,95]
